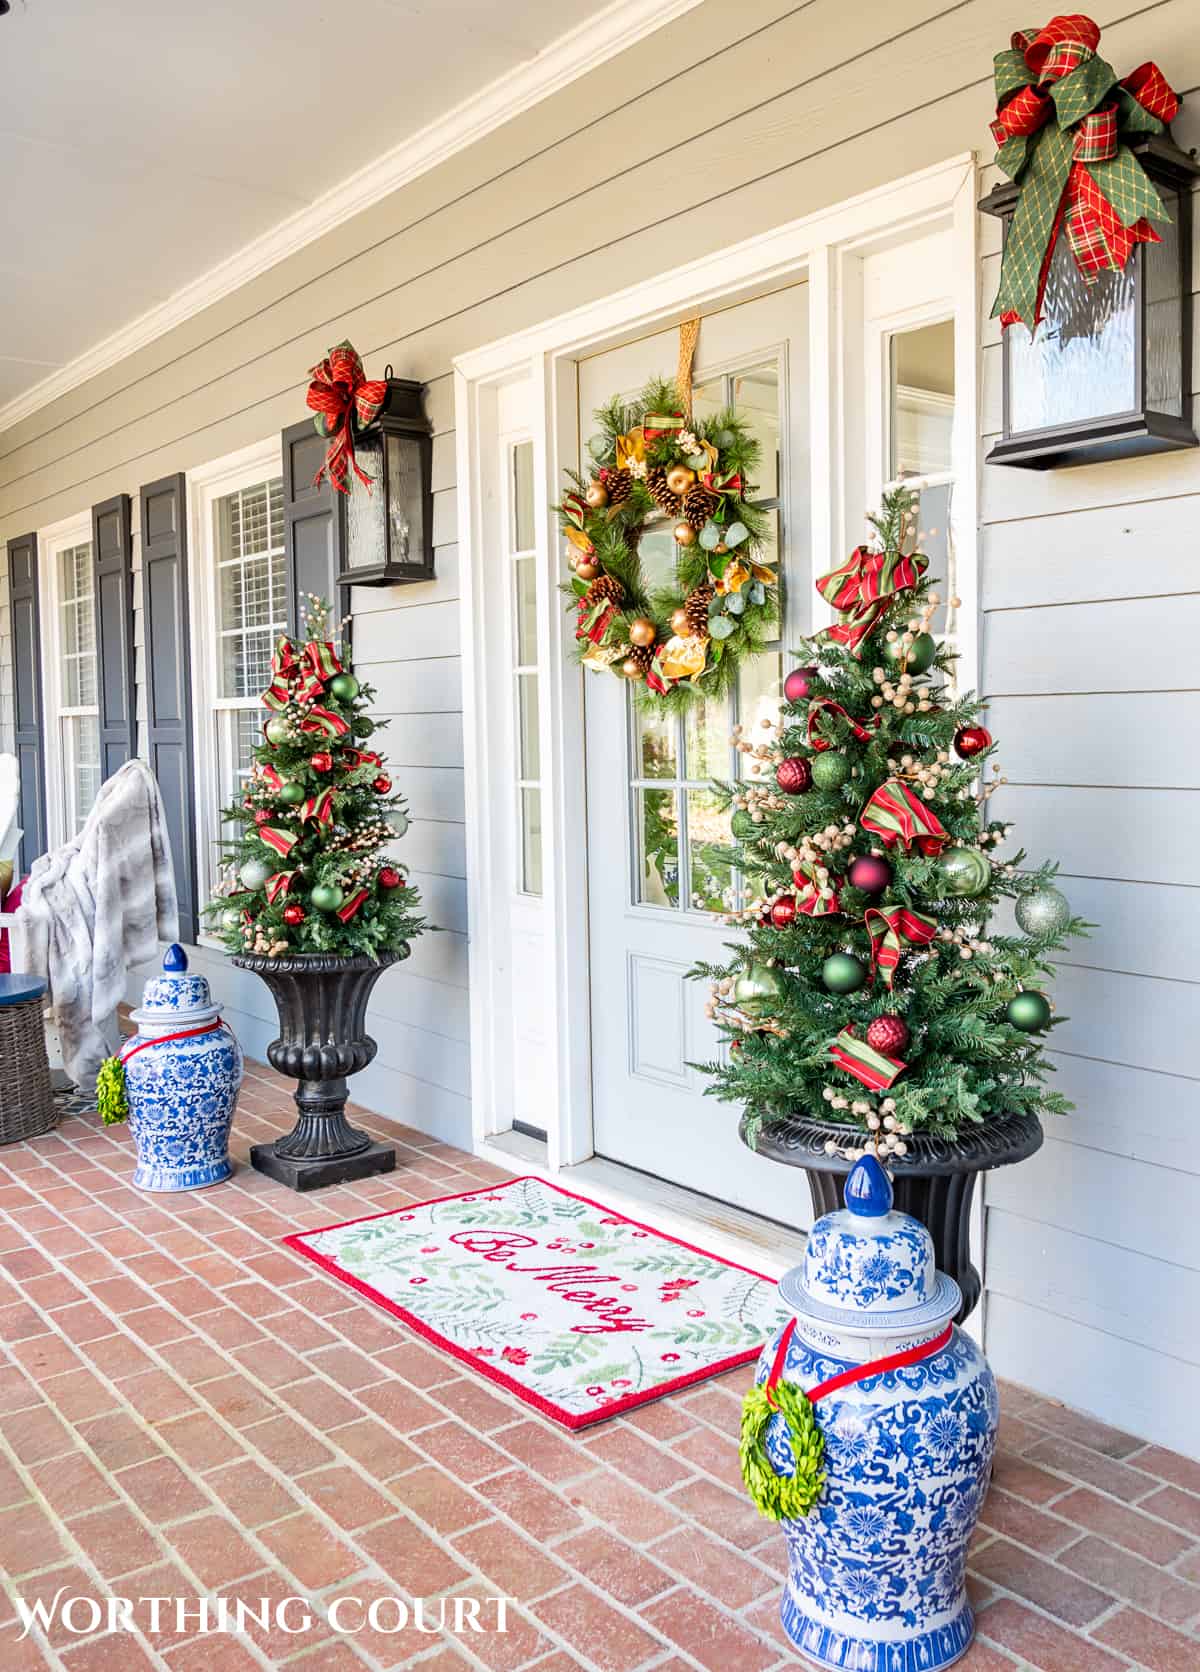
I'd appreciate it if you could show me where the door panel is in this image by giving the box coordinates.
[582,286,813,1227]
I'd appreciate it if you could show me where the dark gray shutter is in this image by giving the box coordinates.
[7,531,47,873]
[91,493,136,777]
[282,418,347,634]
[139,474,199,943]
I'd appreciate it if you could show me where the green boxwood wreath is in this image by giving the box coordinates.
[557,377,778,711]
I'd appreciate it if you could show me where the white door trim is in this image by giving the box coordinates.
[454,150,980,1180]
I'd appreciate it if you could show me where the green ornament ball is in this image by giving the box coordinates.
[1006,990,1052,1032]
[329,672,360,703]
[310,883,345,912]
[733,963,783,1018]
[221,907,242,931]
[882,631,936,675]
[264,716,290,746]
[278,781,305,806]
[810,752,851,791]
[730,809,758,841]
[238,857,271,891]
[1015,885,1071,937]
[934,846,993,898]
[821,952,867,994]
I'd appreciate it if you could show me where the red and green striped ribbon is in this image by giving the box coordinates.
[341,748,380,768]
[807,698,879,754]
[258,827,298,859]
[864,905,937,988]
[828,1026,906,1091]
[300,789,335,826]
[860,780,948,856]
[299,706,351,739]
[336,888,369,923]
[815,545,928,657]
[792,863,842,918]
[265,871,295,904]
[296,639,345,702]
[261,635,298,711]
[260,764,283,793]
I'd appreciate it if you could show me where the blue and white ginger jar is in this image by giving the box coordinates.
[758,1155,997,1671]
[125,945,243,1192]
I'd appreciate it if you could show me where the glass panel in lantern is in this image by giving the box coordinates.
[731,363,780,498]
[385,431,426,563]
[636,787,680,908]
[345,430,387,571]
[890,321,955,477]
[1006,236,1137,434]
[634,705,676,779]
[1145,185,1183,416]
[512,439,535,551]
[685,787,734,914]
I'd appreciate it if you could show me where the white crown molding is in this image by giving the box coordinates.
[0,0,702,439]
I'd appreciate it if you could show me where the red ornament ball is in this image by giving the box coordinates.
[282,903,305,926]
[775,757,813,795]
[954,725,993,760]
[378,867,404,891]
[372,775,393,795]
[847,854,892,894]
[783,665,819,703]
[310,751,334,773]
[866,1014,910,1055]
[770,894,797,928]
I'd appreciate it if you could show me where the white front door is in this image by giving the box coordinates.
[582,286,813,1224]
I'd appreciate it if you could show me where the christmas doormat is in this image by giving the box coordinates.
[283,1175,789,1428]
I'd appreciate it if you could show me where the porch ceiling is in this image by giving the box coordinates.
[0,0,639,413]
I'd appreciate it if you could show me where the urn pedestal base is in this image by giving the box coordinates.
[232,951,407,1194]
[781,1592,975,1672]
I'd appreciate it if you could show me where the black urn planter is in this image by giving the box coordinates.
[740,1109,1043,1322]
[233,950,409,1191]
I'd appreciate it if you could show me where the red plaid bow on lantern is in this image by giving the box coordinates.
[306,341,388,495]
[989,15,1179,328]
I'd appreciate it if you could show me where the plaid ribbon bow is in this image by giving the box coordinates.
[864,905,938,988]
[806,698,880,754]
[306,341,389,495]
[296,640,344,703]
[990,15,1179,329]
[815,545,928,657]
[860,779,948,856]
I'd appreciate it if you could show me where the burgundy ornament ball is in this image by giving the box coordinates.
[783,665,819,703]
[775,757,813,795]
[847,854,892,894]
[954,725,993,760]
[373,775,393,795]
[866,1013,909,1055]
[770,894,797,928]
[282,903,305,927]
[378,867,404,891]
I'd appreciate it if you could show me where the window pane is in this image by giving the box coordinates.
[637,523,679,593]
[59,543,98,711]
[686,787,734,914]
[890,320,955,478]
[215,479,287,700]
[514,557,537,666]
[738,651,783,778]
[684,693,732,782]
[520,787,543,895]
[512,439,535,552]
[636,788,679,908]
[63,715,101,833]
[732,364,780,499]
[634,706,676,780]
[517,673,540,780]
[690,377,724,427]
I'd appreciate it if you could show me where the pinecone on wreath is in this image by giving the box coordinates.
[605,467,634,508]
[684,583,715,636]
[683,484,718,530]
[646,466,681,517]
[582,573,625,609]
[625,641,654,677]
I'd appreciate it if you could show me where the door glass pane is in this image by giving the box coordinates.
[514,557,538,666]
[690,377,724,428]
[738,652,783,778]
[520,787,543,894]
[637,524,679,592]
[914,479,955,639]
[635,707,676,780]
[512,439,535,551]
[686,788,734,913]
[890,321,955,477]
[517,674,540,780]
[731,364,780,498]
[684,694,732,782]
[636,788,679,908]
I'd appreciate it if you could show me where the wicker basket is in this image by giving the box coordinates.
[0,976,56,1144]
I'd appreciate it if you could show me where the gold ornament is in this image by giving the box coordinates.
[585,481,608,508]
[575,560,598,581]
[665,464,697,497]
[670,607,690,636]
[674,521,696,547]
[621,656,645,681]
[628,617,656,648]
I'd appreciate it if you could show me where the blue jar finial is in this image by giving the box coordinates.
[162,943,188,973]
[844,1153,893,1218]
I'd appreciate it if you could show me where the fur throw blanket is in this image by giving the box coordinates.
[17,759,179,1089]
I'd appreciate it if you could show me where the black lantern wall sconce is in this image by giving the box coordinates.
[981,134,1200,471]
[338,374,435,585]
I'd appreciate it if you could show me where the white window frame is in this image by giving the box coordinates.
[186,437,283,942]
[37,510,99,848]
[455,153,979,1181]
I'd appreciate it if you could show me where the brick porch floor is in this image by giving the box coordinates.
[0,1057,1198,1671]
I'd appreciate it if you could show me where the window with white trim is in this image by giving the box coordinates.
[56,538,102,835]
[886,318,958,658]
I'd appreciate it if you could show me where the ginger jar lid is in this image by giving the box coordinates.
[779,1155,960,1334]
[130,944,219,1025]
